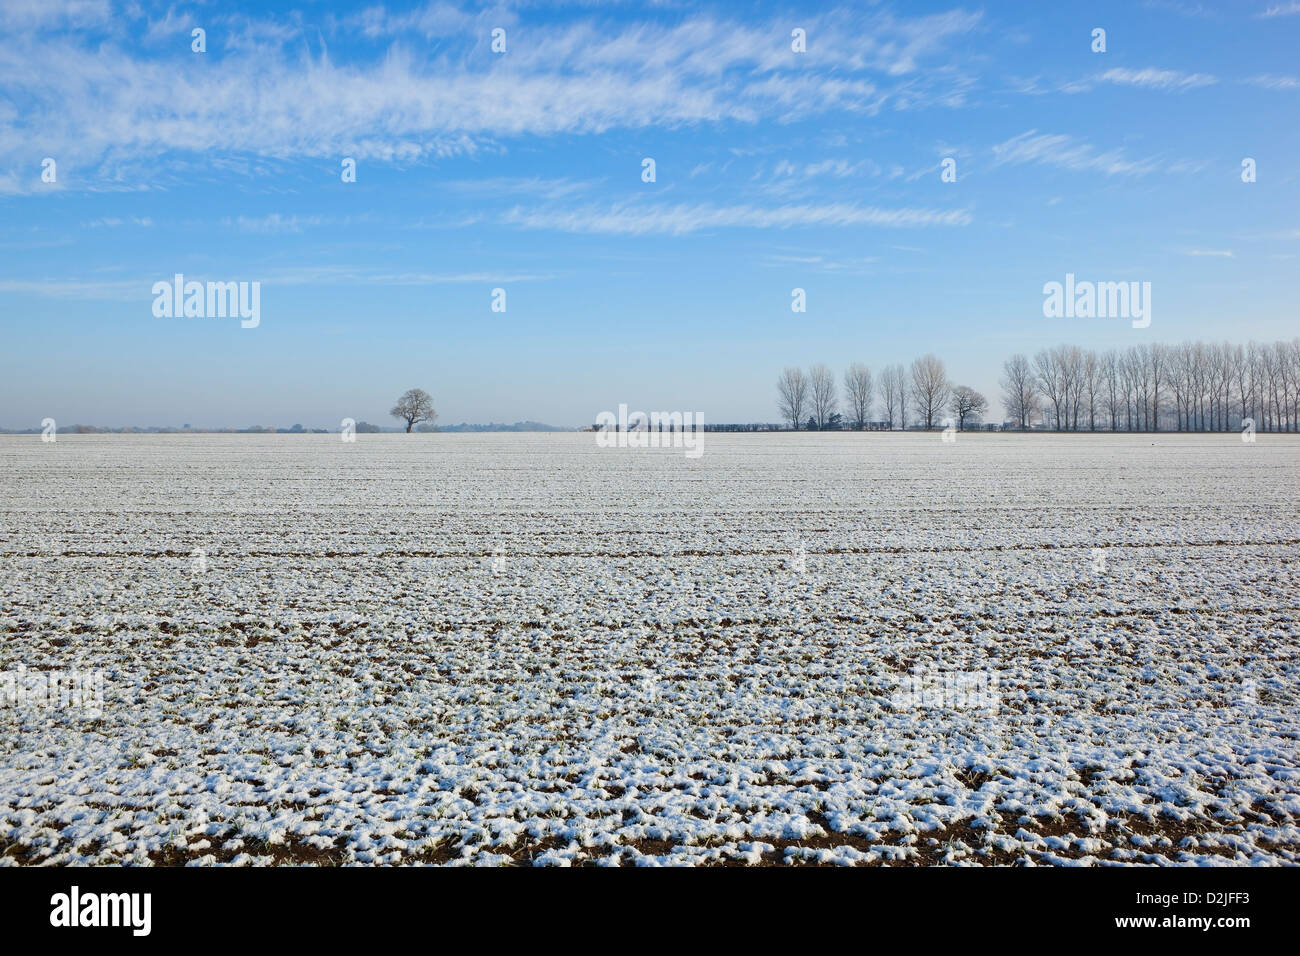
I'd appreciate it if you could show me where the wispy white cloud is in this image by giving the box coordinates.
[262,268,554,285]
[85,216,152,228]
[771,158,879,179]
[140,7,195,44]
[1142,0,1218,18]
[1184,249,1235,257]
[1260,1,1300,17]
[1246,74,1300,89]
[0,0,109,29]
[231,214,330,234]
[991,130,1164,177]
[340,2,481,41]
[1098,67,1217,90]
[1066,67,1218,93]
[0,267,553,301]
[502,201,972,235]
[762,250,879,273]
[0,5,984,192]
[433,176,597,201]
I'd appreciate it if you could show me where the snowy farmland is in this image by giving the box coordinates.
[2,432,1298,866]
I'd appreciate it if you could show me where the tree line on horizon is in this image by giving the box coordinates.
[777,338,1300,433]
[777,356,988,431]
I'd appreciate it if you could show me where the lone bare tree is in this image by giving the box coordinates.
[776,367,808,430]
[809,363,838,429]
[843,363,873,429]
[909,354,950,430]
[950,385,988,431]
[390,388,436,432]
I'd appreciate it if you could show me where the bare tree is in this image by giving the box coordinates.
[1149,342,1166,432]
[843,363,873,430]
[390,388,436,432]
[1214,341,1235,431]
[1034,349,1065,430]
[777,367,808,430]
[809,363,838,429]
[909,354,950,430]
[898,371,909,430]
[1130,345,1151,431]
[999,353,1037,429]
[1063,345,1083,430]
[1279,338,1289,431]
[1101,349,1121,431]
[1262,344,1280,431]
[1083,349,1100,431]
[881,363,907,430]
[1211,341,1228,430]
[1250,341,1266,429]
[950,386,988,431]
[1122,346,1139,428]
[1170,342,1192,431]
[1234,342,1253,427]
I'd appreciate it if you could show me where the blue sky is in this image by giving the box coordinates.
[1,0,1297,428]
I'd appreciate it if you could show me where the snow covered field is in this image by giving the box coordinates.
[2,432,1298,866]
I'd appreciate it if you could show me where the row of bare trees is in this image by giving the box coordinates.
[776,357,988,430]
[1002,339,1300,432]
[774,339,1300,433]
